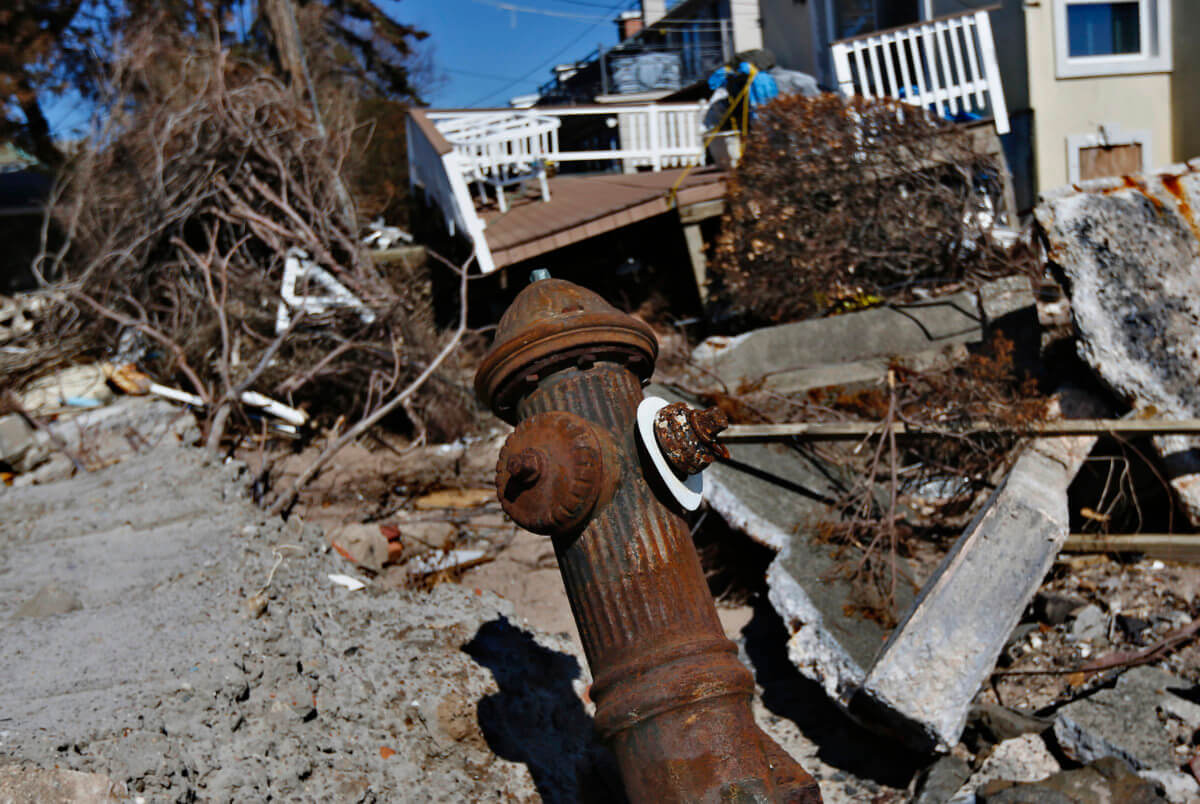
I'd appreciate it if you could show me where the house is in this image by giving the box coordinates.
[542,0,1197,209]
[406,2,1014,292]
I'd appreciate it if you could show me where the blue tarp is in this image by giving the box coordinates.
[707,62,779,110]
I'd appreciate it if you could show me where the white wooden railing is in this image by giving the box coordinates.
[426,102,706,176]
[831,9,1009,135]
[406,111,496,273]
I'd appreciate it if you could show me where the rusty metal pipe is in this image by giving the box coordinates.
[476,277,821,804]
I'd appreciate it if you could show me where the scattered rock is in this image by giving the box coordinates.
[964,704,1053,751]
[1070,604,1107,643]
[13,582,83,619]
[1140,769,1200,804]
[976,757,1167,803]
[328,523,389,571]
[1116,613,1154,643]
[18,363,114,415]
[0,414,33,465]
[914,754,973,804]
[1034,592,1086,627]
[13,397,197,480]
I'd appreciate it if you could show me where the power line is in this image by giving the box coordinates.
[470,0,614,22]
[465,0,629,106]
[550,0,638,8]
[445,67,525,81]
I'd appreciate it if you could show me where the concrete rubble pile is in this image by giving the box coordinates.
[674,162,1200,803]
[4,163,1200,803]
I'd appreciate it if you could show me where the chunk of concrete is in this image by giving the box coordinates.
[1070,604,1107,643]
[0,413,34,464]
[962,734,1061,792]
[1053,667,1198,772]
[1036,162,1200,524]
[852,433,1096,752]
[692,277,1034,395]
[914,754,973,804]
[975,757,1167,804]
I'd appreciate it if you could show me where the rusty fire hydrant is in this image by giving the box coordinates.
[476,276,822,803]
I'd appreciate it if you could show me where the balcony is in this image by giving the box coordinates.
[830,8,1009,134]
[407,103,716,274]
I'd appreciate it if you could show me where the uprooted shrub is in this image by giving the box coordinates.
[16,29,473,446]
[711,93,1019,324]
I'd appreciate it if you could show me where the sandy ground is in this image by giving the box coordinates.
[1,401,916,802]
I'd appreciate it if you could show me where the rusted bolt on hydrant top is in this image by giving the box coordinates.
[475,276,822,804]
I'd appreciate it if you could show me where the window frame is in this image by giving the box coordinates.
[1054,0,1172,78]
[1066,125,1152,183]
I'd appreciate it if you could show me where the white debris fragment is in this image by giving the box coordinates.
[328,573,367,591]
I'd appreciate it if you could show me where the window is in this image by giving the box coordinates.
[1067,2,1140,57]
[1054,0,1171,78]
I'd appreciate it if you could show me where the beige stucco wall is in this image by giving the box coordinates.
[1024,0,1173,192]
[1171,0,1200,162]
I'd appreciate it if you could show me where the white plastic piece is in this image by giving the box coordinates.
[276,247,376,334]
[147,383,308,426]
[637,396,704,511]
[328,573,366,591]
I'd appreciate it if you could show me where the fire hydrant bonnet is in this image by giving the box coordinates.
[475,278,658,423]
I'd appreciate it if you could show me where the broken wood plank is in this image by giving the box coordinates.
[1063,534,1200,564]
[721,418,1200,442]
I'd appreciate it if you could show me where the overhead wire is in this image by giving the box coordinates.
[464,0,631,106]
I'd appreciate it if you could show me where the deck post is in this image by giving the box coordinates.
[682,222,708,303]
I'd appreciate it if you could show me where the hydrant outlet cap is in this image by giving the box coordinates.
[475,278,658,421]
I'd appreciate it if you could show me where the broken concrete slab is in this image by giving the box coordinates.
[852,433,1096,752]
[975,757,1167,804]
[14,396,198,480]
[1036,161,1200,524]
[691,276,1035,394]
[1053,667,1200,774]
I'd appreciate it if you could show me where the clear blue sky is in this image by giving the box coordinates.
[383,0,639,108]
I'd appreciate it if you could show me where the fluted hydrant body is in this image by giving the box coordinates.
[476,278,821,803]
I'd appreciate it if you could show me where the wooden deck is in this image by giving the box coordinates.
[479,167,727,268]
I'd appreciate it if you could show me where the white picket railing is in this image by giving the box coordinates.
[831,9,1009,135]
[426,102,706,177]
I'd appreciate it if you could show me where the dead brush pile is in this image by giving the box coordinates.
[816,334,1048,623]
[712,93,1018,324]
[10,33,472,447]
